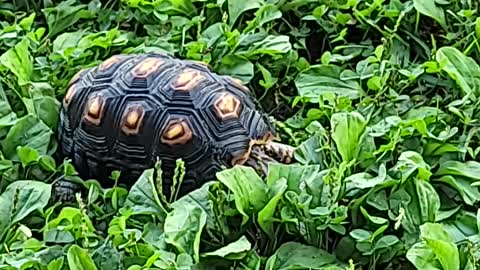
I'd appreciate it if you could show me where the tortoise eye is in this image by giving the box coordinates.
[132,57,164,78]
[161,119,192,145]
[174,69,205,91]
[84,94,105,125]
[121,105,145,135]
[214,92,241,120]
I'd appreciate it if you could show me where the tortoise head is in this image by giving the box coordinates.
[244,141,296,177]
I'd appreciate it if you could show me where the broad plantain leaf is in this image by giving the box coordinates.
[216,166,269,225]
[0,181,51,241]
[217,55,254,83]
[0,38,33,86]
[330,112,367,163]
[295,65,363,101]
[1,114,53,160]
[228,0,262,26]
[413,0,446,27]
[164,198,207,263]
[435,46,480,97]
[258,177,287,238]
[265,242,345,270]
[67,245,98,270]
[406,223,459,270]
[201,235,251,260]
[124,168,168,218]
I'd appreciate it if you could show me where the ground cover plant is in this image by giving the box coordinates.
[0,0,480,269]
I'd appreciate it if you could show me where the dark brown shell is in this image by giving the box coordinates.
[57,53,275,195]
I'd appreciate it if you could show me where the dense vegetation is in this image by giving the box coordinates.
[1,0,480,269]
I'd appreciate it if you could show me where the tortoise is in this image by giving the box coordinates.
[55,52,295,201]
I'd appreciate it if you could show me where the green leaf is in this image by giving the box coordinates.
[19,13,36,31]
[374,235,400,250]
[1,114,53,161]
[266,163,325,196]
[244,4,282,32]
[164,197,207,263]
[350,229,372,241]
[124,168,168,218]
[265,242,345,270]
[67,245,98,270]
[416,179,440,222]
[295,65,363,102]
[32,96,61,129]
[202,235,251,259]
[216,166,269,225]
[228,0,262,26]
[345,164,388,192]
[257,63,278,90]
[475,17,480,41]
[294,128,329,166]
[435,160,480,180]
[217,55,254,83]
[391,151,432,182]
[46,207,96,243]
[258,177,288,237]
[0,87,18,135]
[43,0,95,38]
[0,38,33,86]
[435,46,480,97]
[39,155,57,172]
[51,31,85,59]
[237,35,292,57]
[360,206,388,225]
[48,258,65,270]
[17,146,39,167]
[413,0,446,27]
[435,175,480,206]
[91,241,121,270]
[406,223,459,270]
[0,181,51,240]
[330,112,367,163]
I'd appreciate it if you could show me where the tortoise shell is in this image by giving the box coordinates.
[57,53,275,195]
